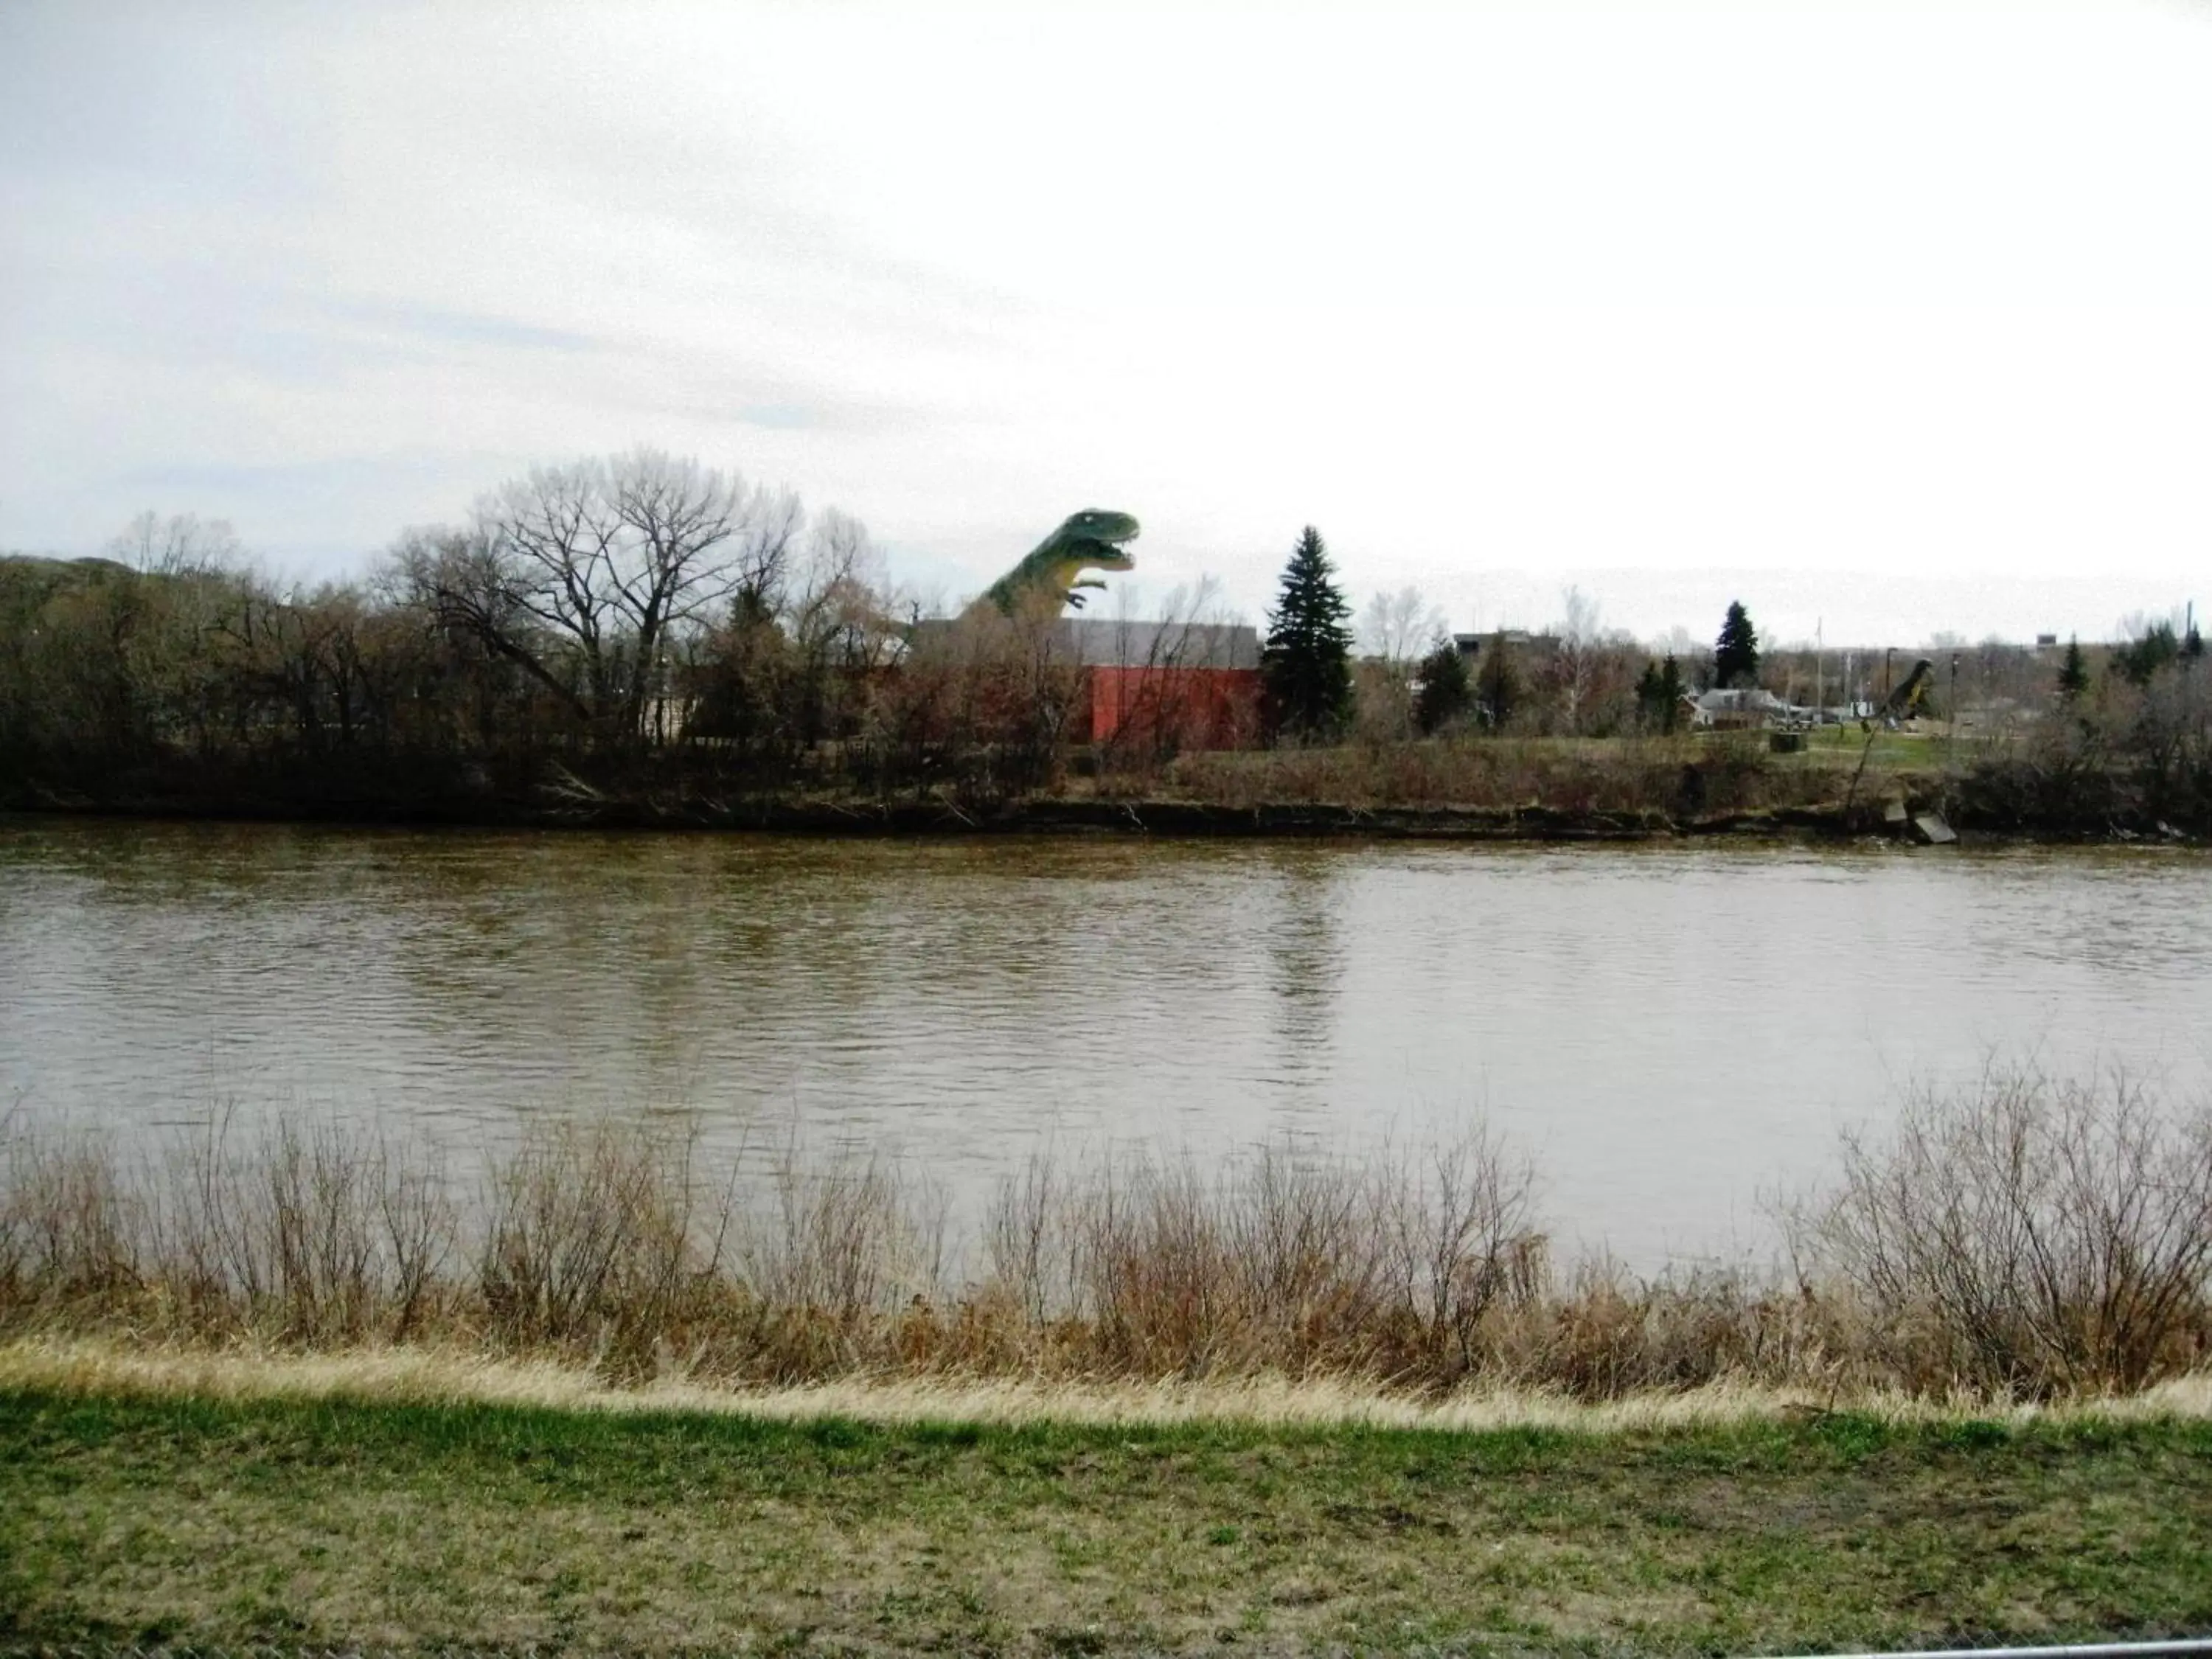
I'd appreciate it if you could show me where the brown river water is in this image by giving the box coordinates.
[2,817,2208,1267]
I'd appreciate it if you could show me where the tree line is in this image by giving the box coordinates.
[1261,528,1754,742]
[4,456,2205,831]
[0,450,1008,804]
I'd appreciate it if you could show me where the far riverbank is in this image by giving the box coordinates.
[7,728,2202,844]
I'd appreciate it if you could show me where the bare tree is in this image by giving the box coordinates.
[394,524,594,728]
[1543,585,1611,736]
[1360,585,1445,669]
[400,449,804,744]
[787,509,888,665]
[108,510,243,576]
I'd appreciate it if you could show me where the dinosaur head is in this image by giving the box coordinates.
[1056,509,1141,572]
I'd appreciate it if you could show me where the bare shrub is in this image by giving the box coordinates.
[1371,1127,1543,1380]
[981,1129,1542,1387]
[133,1116,459,1344]
[1068,1151,1234,1377]
[478,1120,730,1371]
[1228,1140,1392,1374]
[7,1081,2208,1402]
[0,1120,142,1312]
[379,1136,456,1340]
[1795,1070,2212,1397]
[0,1112,462,1346]
[156,1119,373,1341]
[731,1141,947,1380]
[984,1148,1075,1329]
[1489,1261,1850,1400]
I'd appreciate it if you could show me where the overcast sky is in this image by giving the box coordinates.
[3,0,2208,646]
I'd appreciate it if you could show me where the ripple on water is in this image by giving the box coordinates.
[1,821,2208,1267]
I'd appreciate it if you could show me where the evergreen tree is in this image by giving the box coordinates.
[1413,639,1472,734]
[1476,633,1521,730]
[1637,653,1686,732]
[1261,526,1354,739]
[1635,661,1666,728]
[1713,601,1760,689]
[2185,622,2205,663]
[2057,636,2089,700]
[2114,622,2180,687]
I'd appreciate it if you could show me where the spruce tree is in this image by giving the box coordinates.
[2057,636,2089,700]
[1635,661,1666,729]
[1714,601,1760,689]
[1262,526,1354,739]
[1476,633,1521,731]
[1413,639,1472,734]
[1637,653,1687,732]
[2115,622,2180,687]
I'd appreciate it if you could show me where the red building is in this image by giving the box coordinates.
[1074,663,1262,748]
[1056,619,1263,751]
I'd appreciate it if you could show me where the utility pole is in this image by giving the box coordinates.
[1949,652,1961,765]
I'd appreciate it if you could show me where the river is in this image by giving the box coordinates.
[2,818,2207,1267]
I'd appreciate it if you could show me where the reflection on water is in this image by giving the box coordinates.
[2,818,2208,1266]
[1263,852,1342,1096]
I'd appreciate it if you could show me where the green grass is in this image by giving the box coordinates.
[1782,726,1961,770]
[4,1388,2210,1655]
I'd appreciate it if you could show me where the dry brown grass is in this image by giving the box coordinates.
[1145,733,1919,817]
[10,1334,2211,1430]
[4,1074,2209,1402]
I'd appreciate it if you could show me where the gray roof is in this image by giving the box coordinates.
[1051,619,1260,669]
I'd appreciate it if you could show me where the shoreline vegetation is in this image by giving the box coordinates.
[7,479,2209,846]
[7,735,2205,845]
[8,1073,2210,1408]
[4,717,2207,845]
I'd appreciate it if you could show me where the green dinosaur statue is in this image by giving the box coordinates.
[974,509,1140,617]
[1883,657,1935,720]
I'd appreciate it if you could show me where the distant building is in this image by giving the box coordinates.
[900,616,1264,750]
[1054,619,1262,749]
[1452,629,1558,659]
[1689,686,1791,730]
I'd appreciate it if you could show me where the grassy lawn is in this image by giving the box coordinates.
[4,1388,2209,1655]
[1781,726,1959,771]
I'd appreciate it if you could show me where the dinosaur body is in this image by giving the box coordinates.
[974,509,1140,617]
[1883,658,1935,719]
